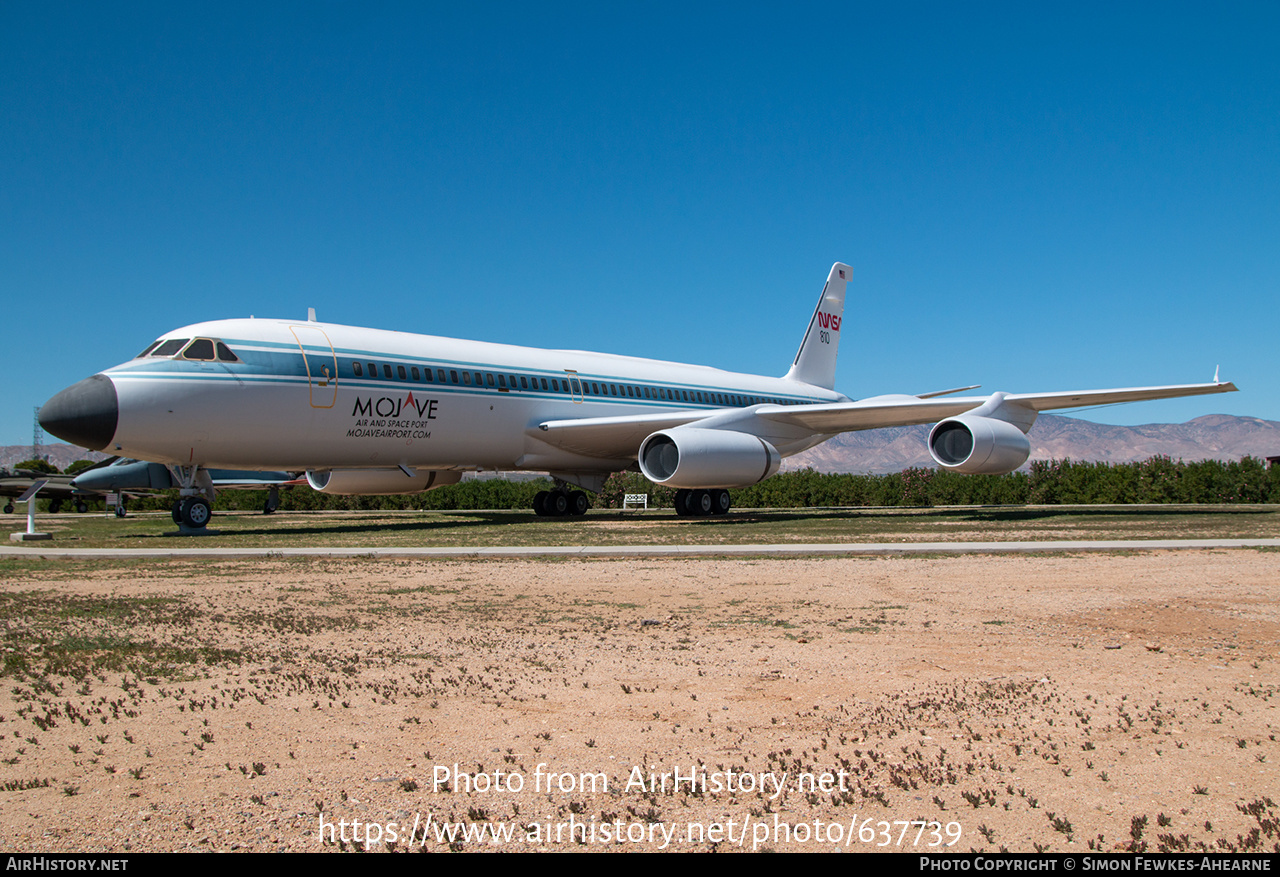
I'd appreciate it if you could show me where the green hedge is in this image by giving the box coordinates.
[39,456,1280,513]
[599,457,1279,509]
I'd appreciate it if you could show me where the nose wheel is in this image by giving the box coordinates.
[172,496,212,529]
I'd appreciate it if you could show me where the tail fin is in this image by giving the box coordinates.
[783,262,850,390]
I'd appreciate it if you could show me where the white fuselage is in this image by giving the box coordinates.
[103,318,843,473]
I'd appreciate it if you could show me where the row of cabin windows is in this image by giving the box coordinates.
[348,360,800,407]
[130,342,800,405]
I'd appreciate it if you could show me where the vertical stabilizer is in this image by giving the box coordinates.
[783,262,850,390]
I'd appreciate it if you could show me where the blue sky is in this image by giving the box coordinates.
[3,2,1276,450]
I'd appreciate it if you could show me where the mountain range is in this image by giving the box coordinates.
[782,413,1280,474]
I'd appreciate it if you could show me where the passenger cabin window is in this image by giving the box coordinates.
[352,362,364,377]
[397,365,407,380]
[368,362,377,376]
[411,366,420,381]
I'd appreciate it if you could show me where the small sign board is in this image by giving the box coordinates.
[16,480,47,503]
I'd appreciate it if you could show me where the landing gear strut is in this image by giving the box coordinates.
[673,488,731,517]
[533,488,590,517]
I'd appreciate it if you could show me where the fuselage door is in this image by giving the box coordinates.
[289,326,338,409]
[564,369,584,404]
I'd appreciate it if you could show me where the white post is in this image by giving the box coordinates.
[10,479,52,542]
[26,484,40,534]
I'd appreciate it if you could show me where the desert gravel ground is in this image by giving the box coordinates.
[0,549,1277,853]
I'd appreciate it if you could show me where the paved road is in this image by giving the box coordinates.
[2,538,1278,559]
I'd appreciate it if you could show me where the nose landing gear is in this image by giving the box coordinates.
[168,465,217,532]
[172,496,212,529]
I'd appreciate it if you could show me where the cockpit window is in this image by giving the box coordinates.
[136,341,162,359]
[151,338,190,357]
[215,342,239,362]
[182,339,216,360]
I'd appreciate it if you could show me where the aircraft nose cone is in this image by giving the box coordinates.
[39,374,119,452]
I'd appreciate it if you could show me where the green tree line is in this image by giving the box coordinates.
[16,456,1280,514]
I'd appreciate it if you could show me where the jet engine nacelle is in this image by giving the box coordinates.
[305,469,463,495]
[928,415,1031,475]
[638,428,781,488]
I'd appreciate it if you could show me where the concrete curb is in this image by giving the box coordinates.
[2,538,1278,559]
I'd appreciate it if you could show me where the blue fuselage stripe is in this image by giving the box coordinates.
[114,341,823,410]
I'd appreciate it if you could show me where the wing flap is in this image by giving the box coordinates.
[1005,382,1238,411]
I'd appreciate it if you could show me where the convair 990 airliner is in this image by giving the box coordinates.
[39,263,1237,528]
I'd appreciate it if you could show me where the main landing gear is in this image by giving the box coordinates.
[533,488,590,517]
[673,488,731,517]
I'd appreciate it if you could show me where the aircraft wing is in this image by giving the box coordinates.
[208,471,307,489]
[531,380,1238,461]
[0,472,81,500]
[757,381,1239,434]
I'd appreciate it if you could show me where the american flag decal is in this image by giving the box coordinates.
[838,268,846,279]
